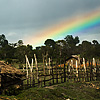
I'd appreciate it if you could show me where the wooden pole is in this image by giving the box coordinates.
[23,65,25,72]
[30,58,33,86]
[34,54,38,79]
[46,52,48,66]
[90,61,93,81]
[49,58,51,85]
[78,55,80,68]
[71,60,73,69]
[68,64,70,73]
[76,60,78,77]
[42,54,45,75]
[93,58,95,66]
[83,58,86,73]
[64,63,66,82]
[51,59,54,84]
[25,55,31,68]
[25,55,34,78]
[31,58,33,73]
[25,55,28,78]
[49,58,51,75]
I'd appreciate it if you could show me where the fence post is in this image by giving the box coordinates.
[84,60,87,82]
[30,77,32,87]
[86,62,89,82]
[52,67,54,84]
[87,60,90,81]
[42,54,45,75]
[51,60,54,84]
[56,65,58,84]
[64,63,66,82]
[78,68,80,82]
[27,78,29,88]
[40,76,42,87]
[44,75,46,86]
[67,65,69,82]
[90,61,93,81]
[93,58,96,66]
[49,58,51,85]
[96,62,100,81]
[34,54,38,80]
[38,77,40,87]
[61,73,63,83]
[32,75,35,87]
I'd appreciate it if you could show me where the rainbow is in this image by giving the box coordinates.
[24,8,100,47]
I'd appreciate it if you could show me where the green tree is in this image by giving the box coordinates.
[64,35,80,55]
[79,41,93,59]
[17,40,23,47]
[0,34,8,47]
[92,40,99,45]
[44,39,56,59]
[9,43,17,48]
[56,40,67,63]
[44,39,56,49]
[0,45,15,59]
[64,35,79,47]
[15,45,33,63]
[92,40,100,58]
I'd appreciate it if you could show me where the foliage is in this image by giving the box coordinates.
[44,39,56,49]
[0,34,100,64]
[0,34,8,47]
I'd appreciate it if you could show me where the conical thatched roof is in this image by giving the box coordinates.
[0,61,25,75]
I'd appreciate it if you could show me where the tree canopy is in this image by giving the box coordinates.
[0,34,100,64]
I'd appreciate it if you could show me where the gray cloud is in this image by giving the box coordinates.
[0,0,100,44]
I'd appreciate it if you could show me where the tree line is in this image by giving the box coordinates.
[0,34,100,65]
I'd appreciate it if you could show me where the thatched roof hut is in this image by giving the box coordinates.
[0,61,25,75]
[0,61,25,91]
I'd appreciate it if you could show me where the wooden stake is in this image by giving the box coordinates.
[46,51,48,66]
[31,58,33,84]
[49,58,51,74]
[25,55,28,78]
[34,54,38,79]
[93,58,95,66]
[83,58,86,72]
[26,55,31,68]
[25,55,34,76]
[78,55,80,68]
[23,65,25,72]
[71,60,73,69]
[76,60,78,77]
[42,54,45,75]
[31,58,33,73]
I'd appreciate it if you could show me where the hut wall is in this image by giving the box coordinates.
[0,74,1,87]
[1,74,23,89]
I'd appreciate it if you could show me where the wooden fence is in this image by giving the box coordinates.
[22,61,100,89]
[0,60,100,95]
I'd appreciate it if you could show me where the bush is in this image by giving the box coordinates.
[5,58,12,64]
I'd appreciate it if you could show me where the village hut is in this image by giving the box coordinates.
[57,55,81,68]
[0,61,25,91]
[65,55,81,68]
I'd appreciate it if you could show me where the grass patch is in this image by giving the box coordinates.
[1,81,100,100]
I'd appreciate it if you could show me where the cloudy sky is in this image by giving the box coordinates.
[0,0,100,48]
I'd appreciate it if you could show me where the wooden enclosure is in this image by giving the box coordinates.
[22,59,100,89]
[0,56,100,94]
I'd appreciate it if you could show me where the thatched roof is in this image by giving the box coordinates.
[0,61,25,75]
[65,56,78,62]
